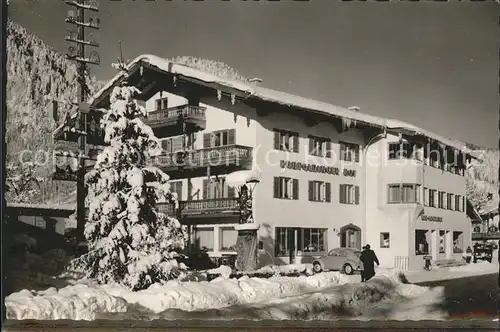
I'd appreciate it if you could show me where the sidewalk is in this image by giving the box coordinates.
[402,261,499,284]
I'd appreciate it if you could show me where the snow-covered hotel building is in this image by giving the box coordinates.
[56,54,479,271]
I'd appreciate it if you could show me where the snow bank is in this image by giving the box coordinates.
[6,271,349,320]
[6,284,127,320]
[154,271,446,321]
[6,268,446,321]
[252,264,313,275]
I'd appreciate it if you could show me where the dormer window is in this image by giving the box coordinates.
[156,97,168,111]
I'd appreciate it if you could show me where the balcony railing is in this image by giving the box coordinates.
[143,105,206,127]
[157,198,239,218]
[153,145,253,170]
[84,198,239,223]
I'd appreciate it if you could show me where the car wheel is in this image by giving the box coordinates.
[343,263,353,275]
[313,262,323,273]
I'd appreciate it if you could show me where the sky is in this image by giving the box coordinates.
[8,0,499,149]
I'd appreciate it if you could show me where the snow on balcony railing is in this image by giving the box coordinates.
[143,105,206,126]
[154,144,252,169]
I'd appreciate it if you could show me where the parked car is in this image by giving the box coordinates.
[312,247,362,275]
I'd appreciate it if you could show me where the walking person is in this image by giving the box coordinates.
[360,244,379,282]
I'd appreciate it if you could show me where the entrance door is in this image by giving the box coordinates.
[340,224,361,250]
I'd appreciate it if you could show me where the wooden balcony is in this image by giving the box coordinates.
[84,198,239,224]
[153,144,253,179]
[159,198,240,221]
[143,105,206,138]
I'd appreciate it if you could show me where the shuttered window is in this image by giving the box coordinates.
[202,178,235,199]
[308,181,331,202]
[273,177,299,200]
[340,184,359,205]
[340,142,360,163]
[203,129,236,148]
[308,135,331,158]
[273,129,299,153]
[161,136,184,153]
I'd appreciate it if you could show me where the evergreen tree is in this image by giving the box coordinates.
[69,84,187,291]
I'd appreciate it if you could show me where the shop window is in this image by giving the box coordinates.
[220,227,237,252]
[275,227,328,256]
[380,233,390,248]
[415,229,429,255]
[438,230,446,254]
[300,228,327,253]
[453,231,464,253]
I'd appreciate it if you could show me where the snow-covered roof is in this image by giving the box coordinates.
[80,54,479,158]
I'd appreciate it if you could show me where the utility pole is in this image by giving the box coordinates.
[64,0,100,244]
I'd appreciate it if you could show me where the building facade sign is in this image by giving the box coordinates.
[280,160,356,177]
[421,215,443,222]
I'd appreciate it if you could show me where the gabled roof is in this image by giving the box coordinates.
[59,54,480,159]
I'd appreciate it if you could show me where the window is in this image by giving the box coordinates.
[273,129,299,152]
[195,228,214,251]
[429,189,437,207]
[309,181,331,202]
[309,135,331,158]
[438,191,445,209]
[453,231,464,253]
[275,228,289,256]
[388,184,420,203]
[438,230,446,254]
[155,97,168,110]
[203,129,235,148]
[161,136,184,153]
[401,142,414,159]
[273,177,299,200]
[275,227,328,256]
[170,181,183,200]
[340,142,360,163]
[380,233,390,248]
[424,187,429,206]
[414,143,423,161]
[339,184,359,204]
[455,195,461,211]
[203,178,235,199]
[388,141,421,160]
[301,228,327,253]
[220,227,237,252]
[449,193,455,210]
[462,196,465,212]
[415,230,430,255]
[446,193,453,210]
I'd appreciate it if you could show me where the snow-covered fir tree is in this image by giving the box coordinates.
[70,84,187,291]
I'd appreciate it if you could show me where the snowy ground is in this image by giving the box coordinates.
[5,262,498,321]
